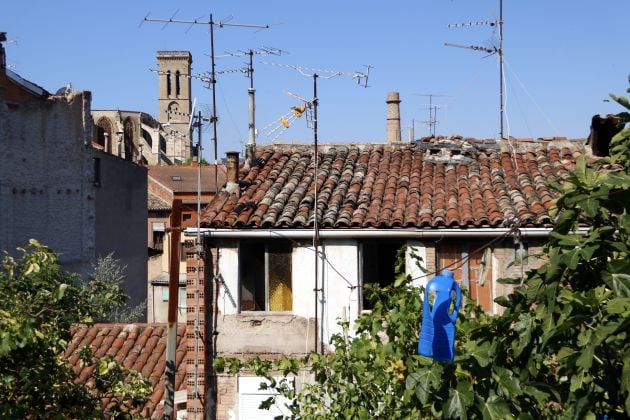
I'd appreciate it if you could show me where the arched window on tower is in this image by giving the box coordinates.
[166,71,172,96]
[123,118,135,162]
[175,70,181,96]
[95,117,113,154]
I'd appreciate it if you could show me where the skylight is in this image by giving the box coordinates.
[171,175,182,181]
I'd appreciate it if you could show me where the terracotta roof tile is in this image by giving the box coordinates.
[201,139,587,230]
[65,323,187,418]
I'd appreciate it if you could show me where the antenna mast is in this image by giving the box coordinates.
[415,93,450,137]
[445,0,505,139]
[217,47,286,166]
[144,13,269,420]
[261,61,371,354]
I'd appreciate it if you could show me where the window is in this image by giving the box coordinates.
[175,70,181,96]
[151,222,165,251]
[360,240,405,309]
[238,376,294,420]
[166,70,172,96]
[240,240,292,311]
[92,157,101,187]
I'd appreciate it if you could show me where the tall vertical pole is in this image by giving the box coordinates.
[193,111,203,419]
[247,50,256,167]
[164,199,182,420]
[499,0,504,139]
[312,73,320,354]
[206,16,218,420]
[210,14,219,193]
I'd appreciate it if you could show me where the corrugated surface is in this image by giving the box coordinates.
[202,140,582,229]
[64,323,187,419]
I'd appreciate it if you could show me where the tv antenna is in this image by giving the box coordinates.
[260,91,314,141]
[414,93,451,137]
[216,47,288,166]
[261,61,372,355]
[143,12,269,420]
[445,0,504,139]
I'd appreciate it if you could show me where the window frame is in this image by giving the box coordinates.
[239,240,293,313]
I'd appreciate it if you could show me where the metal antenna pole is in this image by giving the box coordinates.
[444,0,504,139]
[144,13,269,420]
[247,50,256,166]
[312,73,320,354]
[259,61,370,354]
[499,0,504,139]
[194,109,203,419]
[209,14,219,195]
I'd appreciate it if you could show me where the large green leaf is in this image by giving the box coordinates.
[444,380,473,420]
[479,394,512,420]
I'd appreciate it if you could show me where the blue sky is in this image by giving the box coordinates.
[3,1,629,159]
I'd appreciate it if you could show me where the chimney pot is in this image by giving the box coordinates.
[225,151,240,195]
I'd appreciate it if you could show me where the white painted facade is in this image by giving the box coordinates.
[212,238,428,348]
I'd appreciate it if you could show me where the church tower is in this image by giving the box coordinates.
[157,51,193,163]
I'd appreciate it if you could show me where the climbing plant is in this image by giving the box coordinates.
[216,80,630,419]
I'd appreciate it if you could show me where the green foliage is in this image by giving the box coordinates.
[0,241,151,418]
[216,80,630,418]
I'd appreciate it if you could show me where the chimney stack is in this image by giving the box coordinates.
[386,92,402,143]
[225,151,240,196]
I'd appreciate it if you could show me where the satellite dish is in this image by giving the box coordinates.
[54,83,72,96]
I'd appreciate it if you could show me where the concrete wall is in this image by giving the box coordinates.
[94,150,147,309]
[0,92,95,272]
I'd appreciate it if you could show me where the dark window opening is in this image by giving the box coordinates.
[240,240,292,311]
[123,119,134,162]
[166,70,172,96]
[175,70,181,96]
[92,157,101,187]
[182,213,192,221]
[152,231,165,251]
[361,241,405,310]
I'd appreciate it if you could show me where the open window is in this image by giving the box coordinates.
[360,240,405,309]
[240,240,292,312]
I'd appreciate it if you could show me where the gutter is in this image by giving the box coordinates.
[183,227,587,239]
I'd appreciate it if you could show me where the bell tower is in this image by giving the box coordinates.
[157,51,192,164]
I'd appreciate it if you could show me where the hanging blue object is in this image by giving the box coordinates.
[418,270,462,362]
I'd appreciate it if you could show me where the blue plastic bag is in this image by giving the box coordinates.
[418,270,462,362]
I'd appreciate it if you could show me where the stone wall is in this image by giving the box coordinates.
[0,92,94,271]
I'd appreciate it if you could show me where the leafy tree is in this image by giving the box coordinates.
[216,81,630,419]
[0,240,152,418]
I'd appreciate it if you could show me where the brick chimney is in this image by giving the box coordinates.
[386,92,402,143]
[225,151,240,195]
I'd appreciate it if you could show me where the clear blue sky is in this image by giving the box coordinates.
[3,1,629,160]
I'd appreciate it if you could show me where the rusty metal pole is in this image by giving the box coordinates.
[163,199,182,420]
[313,73,320,354]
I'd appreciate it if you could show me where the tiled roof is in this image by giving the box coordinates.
[148,192,171,211]
[148,165,227,193]
[202,139,584,229]
[64,323,187,419]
